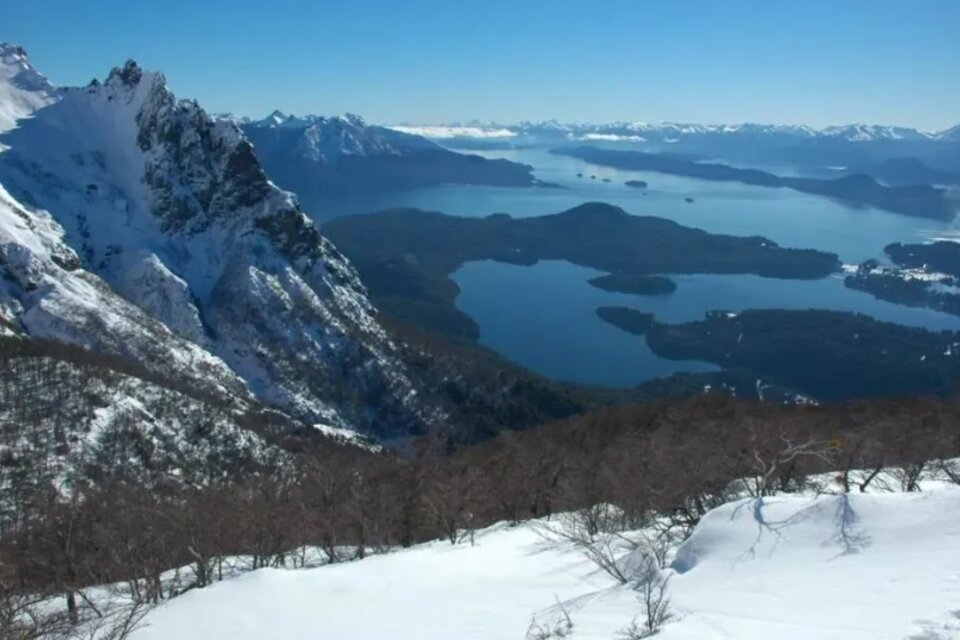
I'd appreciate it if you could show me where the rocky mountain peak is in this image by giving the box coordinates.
[106,59,145,87]
[0,54,436,438]
[0,43,29,63]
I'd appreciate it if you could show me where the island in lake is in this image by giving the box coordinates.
[645,309,960,401]
[323,202,840,343]
[553,146,956,220]
[845,241,960,317]
[886,241,960,277]
[595,307,655,335]
[625,179,648,188]
[588,274,677,295]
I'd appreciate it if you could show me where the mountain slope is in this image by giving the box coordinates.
[0,44,435,438]
[0,331,293,513]
[126,486,960,640]
[238,112,540,214]
[0,44,56,140]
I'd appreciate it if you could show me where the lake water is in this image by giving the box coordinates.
[311,147,960,388]
[314,148,958,263]
[451,261,960,388]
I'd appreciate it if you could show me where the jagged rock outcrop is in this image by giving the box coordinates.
[0,44,437,438]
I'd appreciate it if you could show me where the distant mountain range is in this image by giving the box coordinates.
[390,120,960,177]
[392,120,960,143]
[214,110,543,214]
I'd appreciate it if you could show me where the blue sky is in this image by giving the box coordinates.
[3,0,958,129]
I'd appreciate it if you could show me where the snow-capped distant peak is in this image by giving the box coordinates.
[340,112,366,127]
[0,42,57,136]
[936,124,960,141]
[396,118,951,144]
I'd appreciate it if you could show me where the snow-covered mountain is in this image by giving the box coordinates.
[0,44,56,139]
[397,119,952,143]
[938,124,960,142]
[0,43,435,438]
[233,110,539,210]
[392,119,960,172]
[240,110,438,161]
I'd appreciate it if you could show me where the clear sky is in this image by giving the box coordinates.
[3,0,958,130]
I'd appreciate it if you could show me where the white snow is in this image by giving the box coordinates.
[129,485,960,640]
[573,133,647,143]
[386,119,949,143]
[312,423,383,451]
[387,124,517,139]
[0,43,57,142]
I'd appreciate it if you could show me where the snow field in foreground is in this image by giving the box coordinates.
[130,486,960,640]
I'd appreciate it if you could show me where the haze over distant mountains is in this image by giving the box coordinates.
[392,120,960,178]
[392,120,960,143]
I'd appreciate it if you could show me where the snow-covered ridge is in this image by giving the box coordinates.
[229,110,441,162]
[0,43,57,142]
[388,119,957,142]
[0,45,433,437]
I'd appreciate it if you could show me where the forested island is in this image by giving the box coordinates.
[595,307,656,335]
[588,274,677,295]
[886,241,960,277]
[645,309,960,400]
[845,242,960,317]
[324,202,840,342]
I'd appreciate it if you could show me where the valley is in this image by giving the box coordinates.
[2,19,960,640]
[322,203,840,342]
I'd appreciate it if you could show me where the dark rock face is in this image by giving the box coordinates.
[106,59,143,87]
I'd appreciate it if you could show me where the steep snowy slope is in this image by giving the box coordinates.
[0,44,433,437]
[0,44,56,141]
[128,486,960,640]
[0,180,246,400]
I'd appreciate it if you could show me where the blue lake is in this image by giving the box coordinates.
[451,260,960,388]
[312,148,960,388]
[314,148,959,263]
